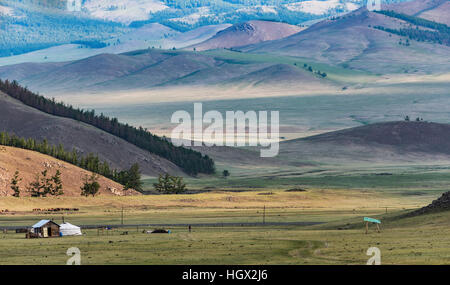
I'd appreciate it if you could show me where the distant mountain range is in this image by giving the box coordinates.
[0,48,329,94]
[19,0,374,25]
[0,23,231,66]
[241,0,450,74]
[0,0,448,184]
[0,0,448,95]
[0,0,413,57]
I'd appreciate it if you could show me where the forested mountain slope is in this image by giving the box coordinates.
[0,91,185,177]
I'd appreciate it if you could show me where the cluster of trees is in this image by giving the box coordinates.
[302,63,327,78]
[373,11,450,46]
[80,173,101,197]
[11,169,105,198]
[0,131,142,190]
[0,80,215,175]
[11,169,63,197]
[71,40,108,49]
[153,174,187,194]
[404,116,424,122]
[116,163,143,193]
[163,0,227,9]
[22,0,68,9]
[398,38,410,46]
[375,10,450,33]
[374,25,450,46]
[134,1,319,32]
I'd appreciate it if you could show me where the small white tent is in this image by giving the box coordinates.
[60,222,82,236]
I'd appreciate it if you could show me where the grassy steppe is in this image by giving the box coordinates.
[202,50,375,83]
[0,185,447,265]
[1,210,449,265]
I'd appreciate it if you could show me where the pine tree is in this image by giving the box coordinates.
[153,174,187,194]
[49,170,64,196]
[28,173,44,197]
[10,170,22,197]
[40,170,52,197]
[80,173,100,197]
[124,163,143,192]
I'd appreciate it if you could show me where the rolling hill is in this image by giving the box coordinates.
[189,121,450,173]
[0,146,138,197]
[280,121,450,164]
[189,20,304,51]
[0,91,183,176]
[240,2,450,74]
[0,49,329,94]
[0,24,230,67]
[162,24,231,49]
[0,0,412,59]
[417,0,450,25]
[225,63,322,87]
[388,0,449,24]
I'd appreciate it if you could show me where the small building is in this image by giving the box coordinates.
[29,220,60,238]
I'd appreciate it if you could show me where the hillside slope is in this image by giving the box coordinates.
[418,1,450,25]
[0,49,328,94]
[302,121,450,152]
[240,5,450,74]
[189,20,304,51]
[0,146,138,197]
[0,24,230,67]
[225,63,322,87]
[388,0,449,24]
[0,92,183,176]
[281,121,450,163]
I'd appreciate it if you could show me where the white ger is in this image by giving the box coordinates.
[60,222,82,236]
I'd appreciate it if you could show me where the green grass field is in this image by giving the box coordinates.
[90,85,450,145]
[201,50,375,83]
[2,129,449,265]
[0,177,448,265]
[2,49,450,264]
[1,209,449,265]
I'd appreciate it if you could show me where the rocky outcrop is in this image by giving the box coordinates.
[409,191,450,216]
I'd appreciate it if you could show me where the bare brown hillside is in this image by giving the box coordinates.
[0,146,139,197]
[418,1,450,25]
[0,92,184,176]
[190,20,304,51]
[388,0,449,24]
[241,5,450,74]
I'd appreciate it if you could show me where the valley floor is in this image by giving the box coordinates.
[1,210,449,265]
[0,186,448,265]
